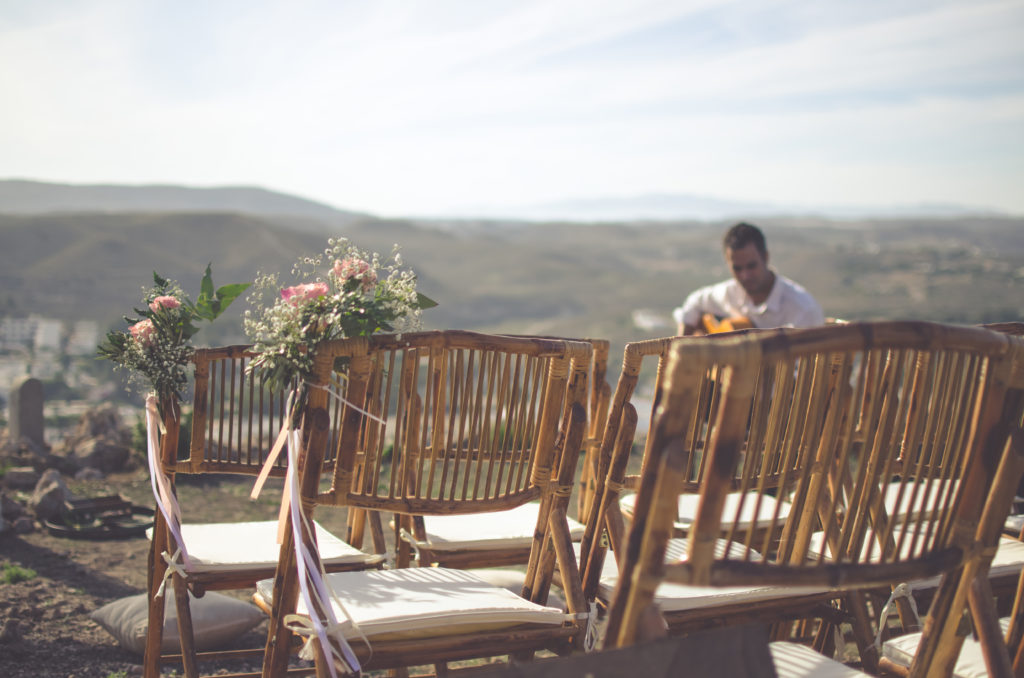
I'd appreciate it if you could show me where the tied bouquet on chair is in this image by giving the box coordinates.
[243,237,436,676]
[243,236,436,409]
[98,265,250,405]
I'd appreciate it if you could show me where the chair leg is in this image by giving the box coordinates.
[394,514,414,569]
[144,517,169,678]
[368,510,387,556]
[968,574,1014,678]
[172,573,199,678]
[846,592,880,674]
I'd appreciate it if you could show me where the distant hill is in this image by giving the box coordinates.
[445,192,1005,223]
[0,179,372,232]
[0,179,1021,382]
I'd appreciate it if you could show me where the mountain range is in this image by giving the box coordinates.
[1,179,1005,224]
[1,179,1021,371]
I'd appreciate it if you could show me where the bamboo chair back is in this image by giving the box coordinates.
[604,321,1024,677]
[326,331,591,510]
[383,335,610,568]
[494,334,612,521]
[144,343,383,678]
[580,330,766,600]
[262,330,595,674]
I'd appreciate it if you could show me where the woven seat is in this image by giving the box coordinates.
[256,568,569,640]
[408,502,585,552]
[147,520,379,573]
[769,641,871,678]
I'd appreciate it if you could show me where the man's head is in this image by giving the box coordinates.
[722,222,774,302]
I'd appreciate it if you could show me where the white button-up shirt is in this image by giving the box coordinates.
[672,272,825,331]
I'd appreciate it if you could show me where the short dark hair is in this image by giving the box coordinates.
[723,222,767,257]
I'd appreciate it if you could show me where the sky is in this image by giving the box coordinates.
[1,0,1023,218]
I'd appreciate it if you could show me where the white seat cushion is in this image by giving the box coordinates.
[883,479,960,520]
[147,520,383,572]
[584,538,827,612]
[882,617,1010,678]
[255,567,570,640]
[414,502,585,550]
[1005,513,1024,536]
[770,641,870,677]
[620,491,791,531]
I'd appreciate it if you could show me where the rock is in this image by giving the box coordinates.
[42,452,82,476]
[13,516,35,534]
[0,619,21,644]
[74,467,105,481]
[29,469,71,521]
[68,404,131,446]
[1,492,26,519]
[3,466,41,490]
[74,438,131,473]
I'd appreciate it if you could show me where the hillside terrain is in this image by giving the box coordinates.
[1,181,1022,380]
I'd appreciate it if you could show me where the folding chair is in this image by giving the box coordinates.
[258,331,595,676]
[578,333,845,658]
[604,320,1024,677]
[394,337,611,570]
[144,346,384,678]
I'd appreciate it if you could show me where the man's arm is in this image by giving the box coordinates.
[673,287,709,336]
[677,321,700,336]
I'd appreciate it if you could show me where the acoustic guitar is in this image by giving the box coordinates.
[700,313,753,335]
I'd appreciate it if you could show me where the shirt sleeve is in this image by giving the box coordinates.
[674,287,712,329]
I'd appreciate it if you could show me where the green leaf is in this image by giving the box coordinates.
[200,263,215,302]
[415,292,439,310]
[213,282,250,316]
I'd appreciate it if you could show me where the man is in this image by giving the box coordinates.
[673,222,824,335]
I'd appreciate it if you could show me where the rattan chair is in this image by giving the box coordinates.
[395,336,611,570]
[143,346,384,678]
[258,331,595,676]
[603,321,1024,677]
[578,332,842,653]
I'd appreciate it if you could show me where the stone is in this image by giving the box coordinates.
[3,466,41,490]
[69,404,130,444]
[13,516,34,534]
[29,468,71,521]
[9,377,45,451]
[1,492,26,519]
[43,452,81,476]
[74,466,105,481]
[75,438,131,473]
[0,619,21,644]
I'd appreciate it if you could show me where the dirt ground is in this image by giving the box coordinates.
[0,469,316,678]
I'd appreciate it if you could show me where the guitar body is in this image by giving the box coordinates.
[700,313,754,334]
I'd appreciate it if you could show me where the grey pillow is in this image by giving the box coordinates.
[90,586,265,655]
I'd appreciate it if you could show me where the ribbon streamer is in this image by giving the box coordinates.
[284,425,362,677]
[146,395,191,571]
[874,582,921,652]
[251,379,386,502]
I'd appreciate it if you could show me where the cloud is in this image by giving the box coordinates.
[0,0,1022,215]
